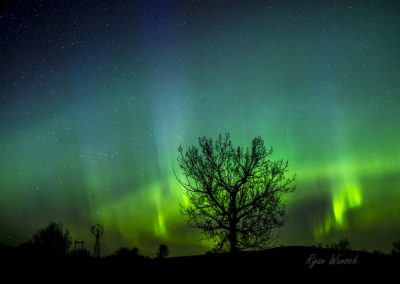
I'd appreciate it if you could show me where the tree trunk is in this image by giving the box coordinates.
[230,198,237,254]
[230,228,237,254]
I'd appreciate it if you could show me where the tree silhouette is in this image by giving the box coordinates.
[131,246,140,257]
[29,221,72,258]
[391,239,400,255]
[174,133,297,254]
[337,237,351,250]
[156,244,169,258]
[324,237,351,251]
[325,243,337,249]
[372,249,385,255]
[114,246,140,258]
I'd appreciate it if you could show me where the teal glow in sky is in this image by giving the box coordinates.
[0,0,399,257]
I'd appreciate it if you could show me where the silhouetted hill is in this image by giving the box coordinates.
[146,246,400,271]
[90,246,400,275]
[3,245,399,279]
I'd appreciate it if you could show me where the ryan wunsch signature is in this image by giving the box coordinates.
[306,254,358,268]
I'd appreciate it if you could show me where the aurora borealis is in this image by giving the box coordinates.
[0,0,399,258]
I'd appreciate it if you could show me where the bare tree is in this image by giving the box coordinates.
[174,133,297,254]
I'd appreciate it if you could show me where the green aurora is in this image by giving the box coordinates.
[0,0,399,257]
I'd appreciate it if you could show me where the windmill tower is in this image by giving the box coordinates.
[92,224,103,258]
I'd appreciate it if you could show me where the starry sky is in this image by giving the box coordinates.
[0,0,399,258]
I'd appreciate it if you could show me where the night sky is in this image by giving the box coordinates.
[1,0,399,258]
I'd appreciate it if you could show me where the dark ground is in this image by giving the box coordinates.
[2,245,399,279]
[150,246,399,271]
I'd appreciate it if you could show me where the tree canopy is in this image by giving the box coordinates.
[156,244,170,258]
[174,133,297,253]
[114,246,140,258]
[29,221,72,258]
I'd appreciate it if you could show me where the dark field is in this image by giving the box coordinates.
[149,246,400,271]
[3,245,399,277]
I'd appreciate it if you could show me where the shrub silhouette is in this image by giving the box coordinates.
[324,237,351,251]
[114,246,140,258]
[317,243,324,249]
[156,244,169,258]
[391,239,400,255]
[372,249,385,255]
[29,221,72,258]
[325,243,339,250]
